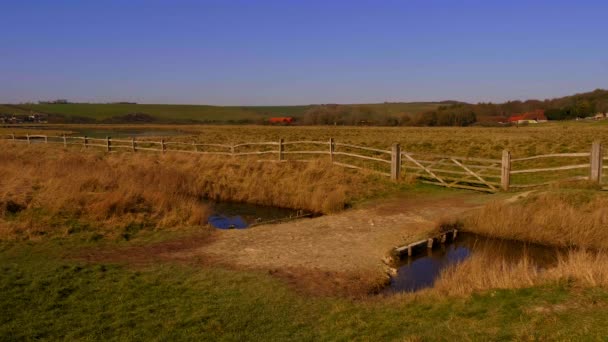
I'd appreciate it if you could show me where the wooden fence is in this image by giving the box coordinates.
[2,133,605,193]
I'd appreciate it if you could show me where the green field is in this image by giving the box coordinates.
[2,102,443,123]
[3,236,608,341]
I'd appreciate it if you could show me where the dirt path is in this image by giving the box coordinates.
[167,192,487,294]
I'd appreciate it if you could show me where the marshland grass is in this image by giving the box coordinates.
[463,189,608,249]
[0,144,389,240]
[426,249,608,297]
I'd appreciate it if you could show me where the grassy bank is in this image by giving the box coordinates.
[3,240,608,341]
[0,144,393,240]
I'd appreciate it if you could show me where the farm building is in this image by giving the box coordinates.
[594,113,607,120]
[507,109,547,124]
[268,117,294,124]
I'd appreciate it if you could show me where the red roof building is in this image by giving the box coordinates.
[268,117,294,124]
[508,109,547,123]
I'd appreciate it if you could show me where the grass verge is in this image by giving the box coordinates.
[3,240,608,340]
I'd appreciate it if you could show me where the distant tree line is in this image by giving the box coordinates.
[298,88,608,126]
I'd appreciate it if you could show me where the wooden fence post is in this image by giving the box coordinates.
[590,140,603,183]
[501,150,511,191]
[63,134,67,148]
[26,134,30,145]
[106,136,111,152]
[391,143,401,181]
[161,139,166,153]
[279,138,284,161]
[329,138,335,162]
[11,133,15,141]
[132,137,136,152]
[84,136,88,148]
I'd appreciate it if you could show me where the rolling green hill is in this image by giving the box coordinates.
[2,102,443,124]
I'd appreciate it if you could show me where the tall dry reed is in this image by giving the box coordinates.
[463,191,608,249]
[0,145,379,239]
[426,249,608,297]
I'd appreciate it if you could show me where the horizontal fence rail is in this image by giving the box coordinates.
[1,134,606,192]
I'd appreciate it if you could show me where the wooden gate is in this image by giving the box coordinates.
[401,152,502,192]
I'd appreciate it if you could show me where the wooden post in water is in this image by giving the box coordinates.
[26,134,30,144]
[11,133,15,141]
[391,143,401,181]
[106,136,111,152]
[44,135,48,144]
[329,138,335,162]
[132,137,136,152]
[83,136,88,148]
[590,140,603,183]
[161,139,166,153]
[62,134,67,148]
[501,150,511,191]
[279,138,284,161]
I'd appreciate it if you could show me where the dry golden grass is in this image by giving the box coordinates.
[4,121,608,158]
[0,144,383,240]
[463,190,608,249]
[425,249,608,297]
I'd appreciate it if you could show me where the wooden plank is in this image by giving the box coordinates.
[511,152,590,162]
[501,150,511,191]
[233,151,278,156]
[282,151,329,155]
[451,158,496,191]
[282,141,327,145]
[332,161,363,170]
[420,180,497,193]
[405,152,500,164]
[332,162,391,177]
[335,142,391,154]
[411,173,501,186]
[391,143,401,181]
[233,142,279,148]
[402,158,501,171]
[510,164,590,174]
[402,153,447,185]
[407,166,500,178]
[590,141,603,183]
[194,143,233,148]
[333,151,391,163]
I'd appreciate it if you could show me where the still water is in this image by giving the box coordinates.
[208,201,311,227]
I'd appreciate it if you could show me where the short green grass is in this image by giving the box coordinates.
[2,237,608,340]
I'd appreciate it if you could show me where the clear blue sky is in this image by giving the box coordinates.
[2,0,607,105]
